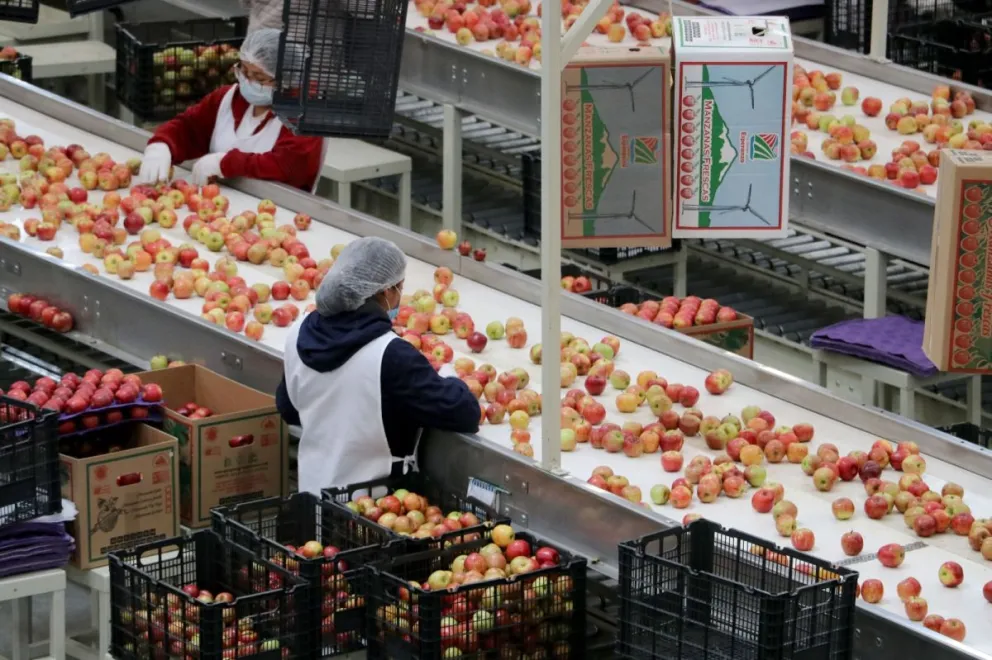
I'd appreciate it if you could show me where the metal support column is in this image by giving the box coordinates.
[673,242,688,298]
[442,104,463,234]
[863,248,887,319]
[868,0,890,63]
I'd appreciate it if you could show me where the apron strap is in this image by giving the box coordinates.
[390,428,423,477]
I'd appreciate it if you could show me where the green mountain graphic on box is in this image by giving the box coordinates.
[750,133,779,160]
[580,71,618,215]
[699,65,736,228]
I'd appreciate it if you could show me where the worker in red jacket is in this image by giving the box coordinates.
[136,28,325,192]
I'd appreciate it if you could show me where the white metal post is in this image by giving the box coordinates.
[537,0,612,473]
[868,0,889,61]
[442,104,463,234]
[539,0,564,473]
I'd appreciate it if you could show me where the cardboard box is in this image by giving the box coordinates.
[679,315,755,359]
[136,365,289,527]
[61,424,179,569]
[560,46,671,250]
[671,16,793,238]
[923,150,992,372]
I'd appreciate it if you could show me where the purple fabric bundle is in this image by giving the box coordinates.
[0,520,74,578]
[810,316,939,378]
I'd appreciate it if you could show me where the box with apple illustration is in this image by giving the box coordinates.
[61,423,179,569]
[135,365,289,527]
[924,149,992,373]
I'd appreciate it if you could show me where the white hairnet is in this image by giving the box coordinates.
[316,237,407,315]
[240,27,292,77]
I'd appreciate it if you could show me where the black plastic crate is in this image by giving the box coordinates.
[210,491,398,657]
[109,530,313,660]
[0,0,38,23]
[0,53,32,83]
[583,285,643,308]
[272,0,409,138]
[66,0,135,16]
[367,530,586,659]
[617,520,858,660]
[939,422,992,448]
[322,472,504,543]
[888,17,992,88]
[115,18,247,121]
[0,395,61,527]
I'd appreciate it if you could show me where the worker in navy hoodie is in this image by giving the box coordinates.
[276,237,481,494]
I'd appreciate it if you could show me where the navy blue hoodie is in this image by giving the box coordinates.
[276,301,481,458]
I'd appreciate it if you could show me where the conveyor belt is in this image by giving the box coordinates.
[365,92,988,413]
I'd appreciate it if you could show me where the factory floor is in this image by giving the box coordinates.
[0,583,93,656]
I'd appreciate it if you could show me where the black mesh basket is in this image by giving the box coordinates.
[66,0,135,16]
[322,472,504,542]
[210,492,399,657]
[273,0,408,138]
[617,519,858,660]
[0,396,61,527]
[115,18,247,121]
[0,0,38,23]
[888,16,992,87]
[0,52,32,84]
[367,530,586,658]
[109,530,313,660]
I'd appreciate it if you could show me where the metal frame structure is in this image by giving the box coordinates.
[2,74,992,659]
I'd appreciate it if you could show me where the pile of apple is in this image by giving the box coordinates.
[411,0,671,68]
[1,369,161,434]
[0,46,28,81]
[858,569,969,642]
[119,583,286,660]
[344,487,488,541]
[173,401,215,420]
[375,524,575,655]
[617,295,739,329]
[149,43,240,110]
[438,232,486,261]
[6,293,74,333]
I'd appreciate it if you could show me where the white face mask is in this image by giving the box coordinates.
[236,70,274,106]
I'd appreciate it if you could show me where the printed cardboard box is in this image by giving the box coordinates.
[61,424,179,569]
[671,16,793,238]
[680,315,755,359]
[923,150,992,372]
[560,46,671,250]
[135,365,289,527]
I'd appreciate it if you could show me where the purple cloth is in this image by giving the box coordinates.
[0,520,74,577]
[810,316,939,378]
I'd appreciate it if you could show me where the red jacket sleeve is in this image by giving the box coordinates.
[219,127,324,192]
[147,86,230,164]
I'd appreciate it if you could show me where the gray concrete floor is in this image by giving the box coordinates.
[0,582,93,657]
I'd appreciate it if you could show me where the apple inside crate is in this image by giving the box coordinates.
[366,526,586,658]
[61,423,179,569]
[134,364,289,527]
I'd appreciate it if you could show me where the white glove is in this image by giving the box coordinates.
[191,152,226,186]
[135,143,172,184]
[438,363,458,379]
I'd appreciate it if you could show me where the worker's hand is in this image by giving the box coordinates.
[191,152,226,186]
[438,363,458,379]
[135,143,172,185]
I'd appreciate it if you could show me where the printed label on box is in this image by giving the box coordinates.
[946,181,992,370]
[676,17,791,49]
[674,61,789,235]
[560,54,670,249]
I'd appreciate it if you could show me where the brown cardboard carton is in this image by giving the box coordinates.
[61,424,179,569]
[679,313,755,359]
[923,150,992,372]
[560,46,671,250]
[135,365,289,527]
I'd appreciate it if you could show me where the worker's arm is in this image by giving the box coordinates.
[275,375,302,427]
[381,340,481,433]
[220,129,323,191]
[147,85,229,165]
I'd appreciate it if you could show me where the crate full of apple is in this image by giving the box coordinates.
[109,529,312,660]
[115,18,247,121]
[614,291,754,359]
[0,46,32,83]
[323,472,503,542]
[2,368,164,438]
[367,524,586,658]
[211,492,399,658]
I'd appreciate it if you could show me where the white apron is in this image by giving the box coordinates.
[283,323,419,495]
[210,86,330,194]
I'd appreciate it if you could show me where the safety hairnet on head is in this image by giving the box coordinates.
[316,237,407,315]
[239,27,284,78]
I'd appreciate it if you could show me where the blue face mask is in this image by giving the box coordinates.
[236,70,274,106]
[387,307,399,321]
